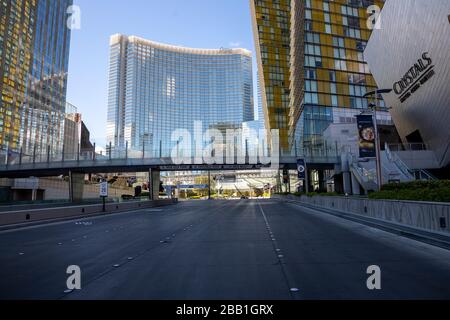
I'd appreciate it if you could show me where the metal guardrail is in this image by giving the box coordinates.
[385,143,415,181]
[385,143,435,181]
[352,163,377,184]
[414,169,437,181]
[1,141,342,167]
[387,143,429,151]
[0,140,342,178]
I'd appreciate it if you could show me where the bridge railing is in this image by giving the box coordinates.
[0,142,341,170]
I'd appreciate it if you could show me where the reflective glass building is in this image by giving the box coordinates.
[0,0,73,158]
[250,0,291,153]
[251,0,387,153]
[21,0,73,156]
[0,0,37,155]
[292,0,386,150]
[107,35,254,156]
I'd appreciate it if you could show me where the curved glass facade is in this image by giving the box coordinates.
[107,35,254,157]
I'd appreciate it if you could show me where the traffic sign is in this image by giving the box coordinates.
[100,181,108,197]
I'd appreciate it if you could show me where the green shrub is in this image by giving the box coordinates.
[369,180,450,202]
[381,180,450,191]
[305,192,340,197]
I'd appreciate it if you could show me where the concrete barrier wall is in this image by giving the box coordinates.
[0,199,178,227]
[40,178,134,200]
[1,178,134,201]
[274,195,450,234]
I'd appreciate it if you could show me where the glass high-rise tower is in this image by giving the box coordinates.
[0,0,37,154]
[107,35,254,157]
[250,0,292,153]
[0,0,72,158]
[292,0,386,150]
[21,0,73,156]
[251,0,386,153]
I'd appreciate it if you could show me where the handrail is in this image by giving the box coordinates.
[385,143,438,181]
[387,143,429,151]
[416,169,437,181]
[351,161,377,184]
[385,143,415,180]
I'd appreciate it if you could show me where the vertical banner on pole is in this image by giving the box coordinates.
[356,115,376,158]
[297,159,307,192]
[297,159,306,180]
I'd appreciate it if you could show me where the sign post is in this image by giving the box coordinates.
[363,88,392,191]
[100,181,108,212]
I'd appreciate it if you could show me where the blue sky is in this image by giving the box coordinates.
[67,0,258,147]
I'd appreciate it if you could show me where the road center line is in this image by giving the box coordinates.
[257,200,301,300]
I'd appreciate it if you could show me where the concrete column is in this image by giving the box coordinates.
[148,169,160,200]
[351,172,361,196]
[208,171,211,200]
[69,171,85,203]
[341,153,352,195]
[307,169,313,193]
[318,170,326,193]
[343,171,352,195]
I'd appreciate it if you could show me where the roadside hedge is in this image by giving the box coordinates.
[274,192,340,197]
[369,180,450,203]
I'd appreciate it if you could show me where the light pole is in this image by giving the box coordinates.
[363,89,392,191]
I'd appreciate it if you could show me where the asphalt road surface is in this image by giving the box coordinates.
[1,200,449,300]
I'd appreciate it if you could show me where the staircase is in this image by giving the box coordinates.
[349,146,418,193]
[350,160,379,192]
[385,143,436,181]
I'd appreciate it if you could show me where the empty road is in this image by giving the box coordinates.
[1,200,449,300]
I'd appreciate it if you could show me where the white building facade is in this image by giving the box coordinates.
[364,0,450,169]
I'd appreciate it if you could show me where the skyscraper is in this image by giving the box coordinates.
[251,0,386,153]
[250,0,291,153]
[0,0,37,155]
[107,35,254,157]
[21,0,73,156]
[0,0,73,158]
[291,0,386,150]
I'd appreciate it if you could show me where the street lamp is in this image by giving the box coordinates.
[363,89,392,191]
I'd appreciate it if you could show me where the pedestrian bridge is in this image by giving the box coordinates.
[0,154,340,178]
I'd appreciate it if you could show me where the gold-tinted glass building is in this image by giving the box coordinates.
[250,0,291,153]
[0,0,37,153]
[293,0,385,150]
[251,0,386,153]
[0,0,72,159]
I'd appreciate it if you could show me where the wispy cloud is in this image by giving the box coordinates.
[229,41,241,48]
